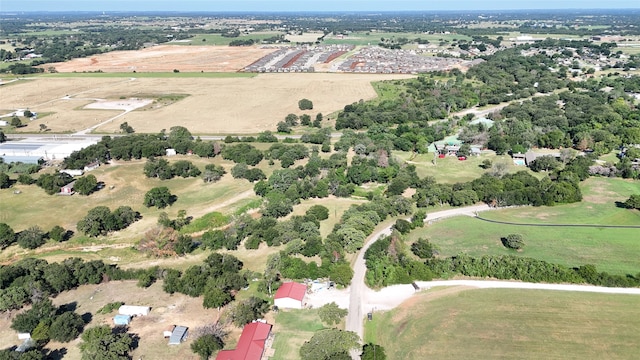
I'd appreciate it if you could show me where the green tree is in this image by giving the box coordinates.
[76,206,112,237]
[17,173,34,185]
[328,263,353,287]
[119,122,134,134]
[17,226,46,249]
[0,172,10,188]
[624,194,640,210]
[144,187,175,208]
[10,116,21,127]
[502,233,525,250]
[393,219,412,235]
[285,113,299,126]
[529,155,561,172]
[143,157,173,179]
[318,302,348,326]
[230,297,269,327]
[300,114,312,126]
[0,130,6,143]
[48,225,67,242]
[203,164,226,183]
[361,343,387,360]
[49,311,85,342]
[0,223,16,248]
[79,325,133,360]
[411,238,436,259]
[191,334,224,360]
[298,98,313,110]
[277,121,291,134]
[202,282,232,309]
[306,205,329,221]
[75,174,98,195]
[299,329,359,360]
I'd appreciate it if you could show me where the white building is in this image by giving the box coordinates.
[274,282,307,309]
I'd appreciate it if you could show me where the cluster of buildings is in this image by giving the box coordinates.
[334,46,473,74]
[243,44,354,73]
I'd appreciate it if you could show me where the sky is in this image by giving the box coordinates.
[1,0,639,13]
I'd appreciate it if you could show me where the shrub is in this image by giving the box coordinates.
[501,233,524,250]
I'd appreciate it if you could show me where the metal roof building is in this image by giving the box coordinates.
[168,326,188,345]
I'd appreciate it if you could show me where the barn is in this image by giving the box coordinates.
[274,282,306,309]
[215,321,272,360]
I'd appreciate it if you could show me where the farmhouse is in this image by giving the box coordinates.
[215,321,272,360]
[274,282,307,309]
[168,325,188,345]
[118,305,151,316]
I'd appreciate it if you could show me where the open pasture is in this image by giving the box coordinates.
[411,178,640,275]
[1,73,413,134]
[365,287,640,360]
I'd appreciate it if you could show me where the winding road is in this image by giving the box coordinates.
[345,204,491,340]
[344,204,640,359]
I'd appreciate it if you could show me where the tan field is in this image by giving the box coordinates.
[45,45,277,73]
[0,281,224,360]
[1,73,413,134]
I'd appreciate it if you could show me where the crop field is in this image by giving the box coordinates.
[411,178,640,275]
[1,72,413,134]
[0,280,223,360]
[364,287,640,360]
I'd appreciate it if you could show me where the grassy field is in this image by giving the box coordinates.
[271,309,326,360]
[2,73,413,134]
[323,32,471,45]
[410,177,640,275]
[176,32,284,46]
[394,150,526,184]
[364,287,640,360]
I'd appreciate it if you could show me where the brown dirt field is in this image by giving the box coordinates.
[0,281,223,360]
[2,73,414,134]
[46,45,277,73]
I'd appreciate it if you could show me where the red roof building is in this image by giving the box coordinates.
[274,282,307,309]
[215,322,272,360]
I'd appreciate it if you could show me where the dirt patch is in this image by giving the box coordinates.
[46,45,277,73]
[83,98,153,111]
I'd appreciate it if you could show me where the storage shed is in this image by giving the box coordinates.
[168,326,188,345]
[113,314,132,326]
[118,305,151,316]
[274,282,306,309]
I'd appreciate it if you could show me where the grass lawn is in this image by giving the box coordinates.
[364,288,640,360]
[271,309,326,360]
[394,150,526,184]
[410,177,640,275]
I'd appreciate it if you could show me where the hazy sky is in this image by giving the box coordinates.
[2,0,639,12]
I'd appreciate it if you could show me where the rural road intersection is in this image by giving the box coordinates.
[341,204,640,359]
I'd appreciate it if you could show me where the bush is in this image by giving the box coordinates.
[298,98,313,110]
[501,233,524,250]
[411,238,436,259]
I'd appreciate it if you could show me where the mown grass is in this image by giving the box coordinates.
[410,177,640,275]
[394,150,528,184]
[365,288,640,360]
[271,309,326,360]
